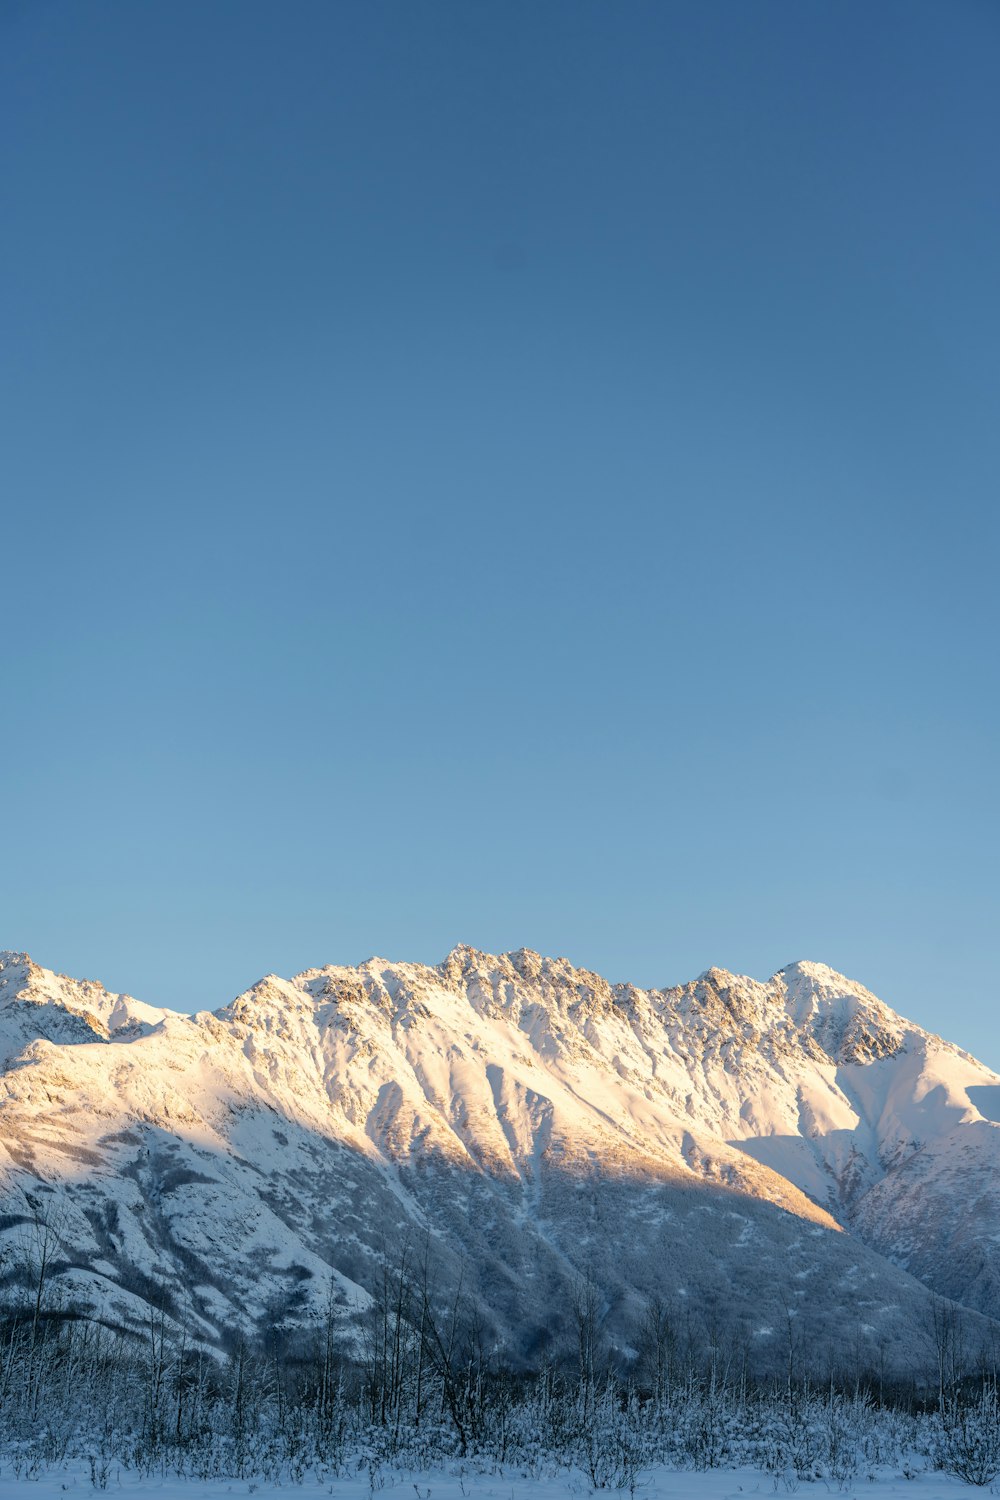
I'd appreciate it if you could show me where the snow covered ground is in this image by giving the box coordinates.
[0,1463,990,1499]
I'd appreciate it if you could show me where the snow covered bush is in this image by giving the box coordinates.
[932,1385,1000,1486]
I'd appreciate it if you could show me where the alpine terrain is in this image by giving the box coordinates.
[1,947,998,1375]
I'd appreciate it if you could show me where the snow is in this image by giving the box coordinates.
[0,1463,987,1500]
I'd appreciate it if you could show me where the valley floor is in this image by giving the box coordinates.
[0,1463,991,1500]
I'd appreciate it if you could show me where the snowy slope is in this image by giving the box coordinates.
[0,947,998,1369]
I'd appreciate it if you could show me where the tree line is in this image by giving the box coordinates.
[2,1205,1000,1488]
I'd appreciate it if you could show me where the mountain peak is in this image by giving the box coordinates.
[771,960,906,1062]
[777,958,861,987]
[439,943,554,986]
[0,951,44,1001]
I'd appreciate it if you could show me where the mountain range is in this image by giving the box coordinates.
[1,946,998,1376]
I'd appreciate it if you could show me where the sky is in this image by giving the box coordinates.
[1,3,998,1059]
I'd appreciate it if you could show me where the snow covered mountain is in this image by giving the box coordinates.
[1,946,998,1374]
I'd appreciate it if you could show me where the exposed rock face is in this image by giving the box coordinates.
[0,947,997,1372]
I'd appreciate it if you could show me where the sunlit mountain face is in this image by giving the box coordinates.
[2,946,999,1374]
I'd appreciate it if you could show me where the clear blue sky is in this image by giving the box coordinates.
[2,3,998,1058]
